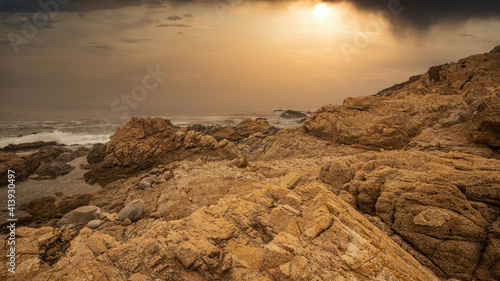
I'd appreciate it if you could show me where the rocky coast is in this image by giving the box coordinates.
[1,46,500,280]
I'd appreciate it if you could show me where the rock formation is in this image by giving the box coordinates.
[0,146,89,185]
[2,46,500,281]
[2,183,439,281]
[84,117,241,185]
[303,48,500,155]
[319,150,500,280]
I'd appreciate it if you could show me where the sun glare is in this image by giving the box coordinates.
[314,3,329,22]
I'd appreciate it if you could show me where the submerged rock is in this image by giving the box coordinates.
[279,110,307,119]
[35,161,75,178]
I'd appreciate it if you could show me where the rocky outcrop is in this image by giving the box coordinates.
[84,117,241,185]
[239,127,341,160]
[188,119,278,142]
[57,205,101,229]
[319,150,500,280]
[303,46,500,154]
[280,110,307,119]
[87,143,106,164]
[0,145,89,185]
[3,46,499,281]
[2,182,439,281]
[0,153,39,184]
[0,141,59,152]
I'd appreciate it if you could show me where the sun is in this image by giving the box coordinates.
[314,3,329,22]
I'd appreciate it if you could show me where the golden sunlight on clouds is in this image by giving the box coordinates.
[0,1,499,114]
[313,3,328,22]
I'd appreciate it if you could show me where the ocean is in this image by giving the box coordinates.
[0,110,306,149]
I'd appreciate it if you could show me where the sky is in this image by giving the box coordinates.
[0,0,500,118]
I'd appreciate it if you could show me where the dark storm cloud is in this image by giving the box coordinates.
[120,38,154,43]
[183,13,194,18]
[1,19,60,30]
[0,0,147,14]
[156,23,191,28]
[330,0,500,32]
[167,15,183,21]
[1,0,499,32]
[89,41,113,50]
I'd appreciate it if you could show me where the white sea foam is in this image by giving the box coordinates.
[0,130,111,148]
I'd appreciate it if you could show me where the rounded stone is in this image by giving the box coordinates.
[87,220,103,229]
[118,199,145,222]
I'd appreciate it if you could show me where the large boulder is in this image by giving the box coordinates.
[57,205,101,228]
[117,199,145,222]
[192,119,278,142]
[35,161,75,178]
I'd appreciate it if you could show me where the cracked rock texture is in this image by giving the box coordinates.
[1,183,439,281]
[2,46,500,281]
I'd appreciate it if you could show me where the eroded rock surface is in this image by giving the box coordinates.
[304,48,500,155]
[2,183,439,281]
[319,150,500,280]
[84,117,241,185]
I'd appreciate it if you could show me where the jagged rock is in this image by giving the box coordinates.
[1,145,84,185]
[279,172,302,189]
[84,117,241,185]
[0,141,59,152]
[0,153,38,184]
[319,150,500,280]
[5,183,440,281]
[304,48,500,153]
[201,119,277,142]
[239,127,335,160]
[57,206,101,228]
[117,200,144,222]
[230,155,249,168]
[86,143,106,164]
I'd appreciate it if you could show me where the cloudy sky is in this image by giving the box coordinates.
[0,0,499,117]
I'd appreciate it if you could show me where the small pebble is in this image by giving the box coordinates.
[87,220,103,229]
[122,218,132,226]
